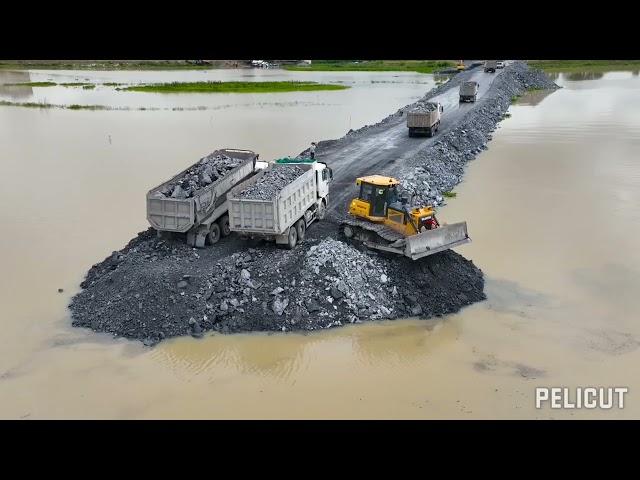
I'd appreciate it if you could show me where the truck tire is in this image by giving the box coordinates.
[219,214,231,236]
[295,219,306,243]
[408,128,414,137]
[285,226,297,250]
[207,223,221,245]
[317,201,326,220]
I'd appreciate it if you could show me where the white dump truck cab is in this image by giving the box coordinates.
[312,160,333,199]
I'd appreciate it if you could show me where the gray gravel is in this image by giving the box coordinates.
[158,152,242,199]
[409,102,439,113]
[234,165,305,200]
[69,225,485,344]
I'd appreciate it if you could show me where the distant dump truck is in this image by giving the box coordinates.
[227,158,333,249]
[459,81,479,102]
[406,102,444,137]
[484,60,497,73]
[147,148,266,248]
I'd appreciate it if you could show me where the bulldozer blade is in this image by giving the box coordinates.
[404,222,470,260]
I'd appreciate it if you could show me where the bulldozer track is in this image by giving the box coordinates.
[340,217,406,243]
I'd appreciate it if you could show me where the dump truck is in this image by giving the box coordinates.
[406,102,444,137]
[146,148,266,248]
[459,81,479,102]
[227,157,333,249]
[340,175,470,260]
[484,60,497,73]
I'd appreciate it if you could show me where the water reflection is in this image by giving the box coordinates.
[350,320,454,367]
[564,71,605,81]
[151,332,315,382]
[0,71,33,99]
[515,88,556,106]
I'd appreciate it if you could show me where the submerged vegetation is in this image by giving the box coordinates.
[3,81,56,87]
[442,191,457,198]
[122,81,350,93]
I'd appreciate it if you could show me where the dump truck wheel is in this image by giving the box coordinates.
[219,215,231,236]
[295,219,306,243]
[207,223,221,245]
[285,226,297,250]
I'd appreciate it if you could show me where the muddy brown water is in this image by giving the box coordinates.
[1,70,639,419]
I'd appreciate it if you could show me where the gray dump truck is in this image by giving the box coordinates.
[406,102,444,137]
[459,81,479,102]
[227,158,333,249]
[147,148,266,247]
[484,60,497,73]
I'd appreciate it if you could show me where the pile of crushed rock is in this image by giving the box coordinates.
[69,229,485,345]
[234,165,305,200]
[155,152,242,199]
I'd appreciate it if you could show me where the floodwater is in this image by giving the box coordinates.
[1,69,639,419]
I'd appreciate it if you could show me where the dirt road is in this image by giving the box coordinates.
[316,67,504,212]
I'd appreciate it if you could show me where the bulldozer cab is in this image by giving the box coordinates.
[355,176,400,217]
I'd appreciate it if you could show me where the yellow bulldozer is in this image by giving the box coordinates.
[340,175,470,260]
[456,60,466,71]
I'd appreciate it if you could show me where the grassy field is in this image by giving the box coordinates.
[283,60,455,74]
[528,60,640,72]
[0,60,232,70]
[123,81,350,93]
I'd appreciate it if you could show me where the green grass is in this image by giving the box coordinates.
[442,191,457,198]
[122,81,350,93]
[0,60,226,71]
[283,60,455,74]
[528,60,640,72]
[60,82,92,87]
[103,82,123,86]
[82,84,95,89]
[3,81,57,87]
[510,95,520,103]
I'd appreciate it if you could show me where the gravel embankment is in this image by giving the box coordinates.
[70,225,484,345]
[396,62,559,206]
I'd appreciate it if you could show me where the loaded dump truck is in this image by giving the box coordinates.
[146,148,266,248]
[484,60,497,73]
[459,81,479,102]
[227,157,333,249]
[406,102,444,137]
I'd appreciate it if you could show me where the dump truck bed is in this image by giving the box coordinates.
[227,163,318,235]
[460,81,479,96]
[406,110,439,128]
[146,148,258,233]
